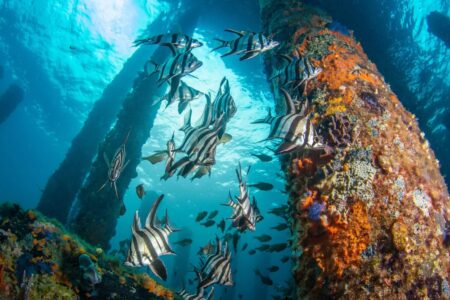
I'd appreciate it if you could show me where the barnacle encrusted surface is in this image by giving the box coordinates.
[0,203,175,300]
[259,0,450,298]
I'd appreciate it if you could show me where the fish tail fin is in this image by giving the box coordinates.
[211,38,229,52]
[142,151,168,164]
[252,107,273,124]
[149,259,168,281]
[178,100,189,114]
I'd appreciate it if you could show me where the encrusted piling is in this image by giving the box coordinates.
[258,0,450,298]
[0,84,24,125]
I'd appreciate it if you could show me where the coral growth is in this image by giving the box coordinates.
[260,0,450,298]
[0,203,174,299]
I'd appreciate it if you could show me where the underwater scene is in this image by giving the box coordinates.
[0,0,449,299]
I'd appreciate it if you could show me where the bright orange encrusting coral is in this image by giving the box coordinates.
[260,0,450,298]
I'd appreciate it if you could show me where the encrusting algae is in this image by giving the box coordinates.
[259,0,450,298]
[0,203,175,299]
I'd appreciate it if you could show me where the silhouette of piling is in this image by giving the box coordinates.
[258,0,450,298]
[0,84,24,125]
[36,16,168,224]
[68,3,204,249]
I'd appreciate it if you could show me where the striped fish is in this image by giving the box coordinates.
[223,163,262,232]
[213,29,279,61]
[199,77,236,138]
[178,271,215,300]
[98,131,131,200]
[134,33,203,54]
[161,133,176,180]
[171,112,225,178]
[161,80,204,113]
[253,88,323,154]
[270,55,322,90]
[147,51,202,103]
[125,195,177,281]
[197,238,233,289]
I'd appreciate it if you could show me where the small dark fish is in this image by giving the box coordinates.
[254,269,273,286]
[268,243,288,252]
[195,211,208,222]
[248,249,256,255]
[217,219,226,233]
[208,210,219,219]
[255,244,270,252]
[267,265,279,272]
[174,238,193,247]
[248,182,274,191]
[241,243,248,251]
[271,223,289,231]
[254,234,272,243]
[232,232,240,252]
[120,203,126,216]
[188,278,194,285]
[250,153,273,162]
[268,205,288,218]
[280,255,290,263]
[201,220,215,227]
[135,184,145,199]
[238,294,243,300]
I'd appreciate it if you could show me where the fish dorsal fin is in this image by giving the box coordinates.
[132,211,142,233]
[180,109,193,132]
[200,93,213,127]
[216,237,222,255]
[145,194,164,229]
[225,28,245,37]
[280,88,296,114]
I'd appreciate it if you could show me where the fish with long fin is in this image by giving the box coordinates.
[252,88,323,154]
[196,237,233,289]
[160,80,204,114]
[147,51,202,102]
[223,163,263,232]
[98,130,131,200]
[270,54,322,91]
[213,29,279,60]
[125,195,178,281]
[134,33,203,54]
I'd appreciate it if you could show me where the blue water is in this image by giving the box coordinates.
[0,0,449,299]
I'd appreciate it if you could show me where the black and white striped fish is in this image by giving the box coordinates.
[161,80,204,113]
[171,111,225,178]
[134,33,203,54]
[197,238,233,289]
[125,195,177,281]
[213,29,279,61]
[253,88,323,154]
[147,51,202,103]
[178,270,215,300]
[198,77,236,138]
[270,55,322,90]
[223,163,262,232]
[98,131,131,200]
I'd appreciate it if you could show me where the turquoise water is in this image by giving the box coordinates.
[0,0,449,299]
